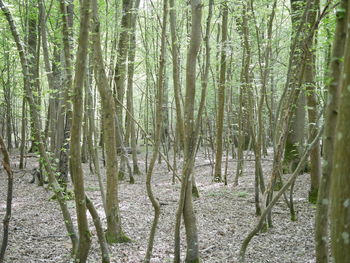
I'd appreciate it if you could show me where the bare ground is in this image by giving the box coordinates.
[0,150,317,263]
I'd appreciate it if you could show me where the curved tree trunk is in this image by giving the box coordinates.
[174,1,202,262]
[91,0,130,244]
[144,1,167,261]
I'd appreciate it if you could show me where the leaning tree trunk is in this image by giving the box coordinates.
[0,0,79,255]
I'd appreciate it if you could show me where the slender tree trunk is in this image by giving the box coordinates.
[169,0,185,148]
[19,98,26,169]
[85,196,110,263]
[69,0,93,261]
[0,135,13,263]
[174,1,202,262]
[239,126,324,262]
[315,1,347,262]
[86,62,107,213]
[58,0,74,187]
[213,1,228,183]
[126,0,141,175]
[0,0,79,255]
[91,0,130,244]
[330,2,350,262]
[144,1,167,260]
[113,0,133,129]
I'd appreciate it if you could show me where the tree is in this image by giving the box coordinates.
[91,0,130,244]
[0,0,78,254]
[330,1,350,261]
[315,0,348,261]
[69,0,92,260]
[174,0,202,262]
[144,1,167,260]
[0,135,13,263]
[213,1,228,183]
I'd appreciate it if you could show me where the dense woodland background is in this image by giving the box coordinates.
[0,0,350,262]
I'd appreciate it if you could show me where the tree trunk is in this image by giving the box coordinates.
[0,0,79,255]
[144,1,167,260]
[91,0,130,244]
[315,1,347,262]
[58,0,74,187]
[174,1,202,262]
[126,0,141,175]
[0,135,14,263]
[169,0,185,148]
[113,0,133,128]
[330,2,350,261]
[213,1,228,183]
[69,0,93,261]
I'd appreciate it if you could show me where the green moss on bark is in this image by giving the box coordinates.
[308,187,318,204]
[185,258,201,263]
[105,232,132,244]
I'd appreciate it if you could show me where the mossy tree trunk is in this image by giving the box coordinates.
[330,1,350,261]
[315,1,347,261]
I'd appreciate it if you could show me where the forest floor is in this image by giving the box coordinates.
[0,149,318,263]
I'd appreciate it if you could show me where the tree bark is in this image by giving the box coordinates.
[0,135,13,263]
[174,1,202,262]
[213,1,228,183]
[69,0,93,261]
[144,1,167,260]
[315,1,347,262]
[330,2,350,261]
[91,0,130,244]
